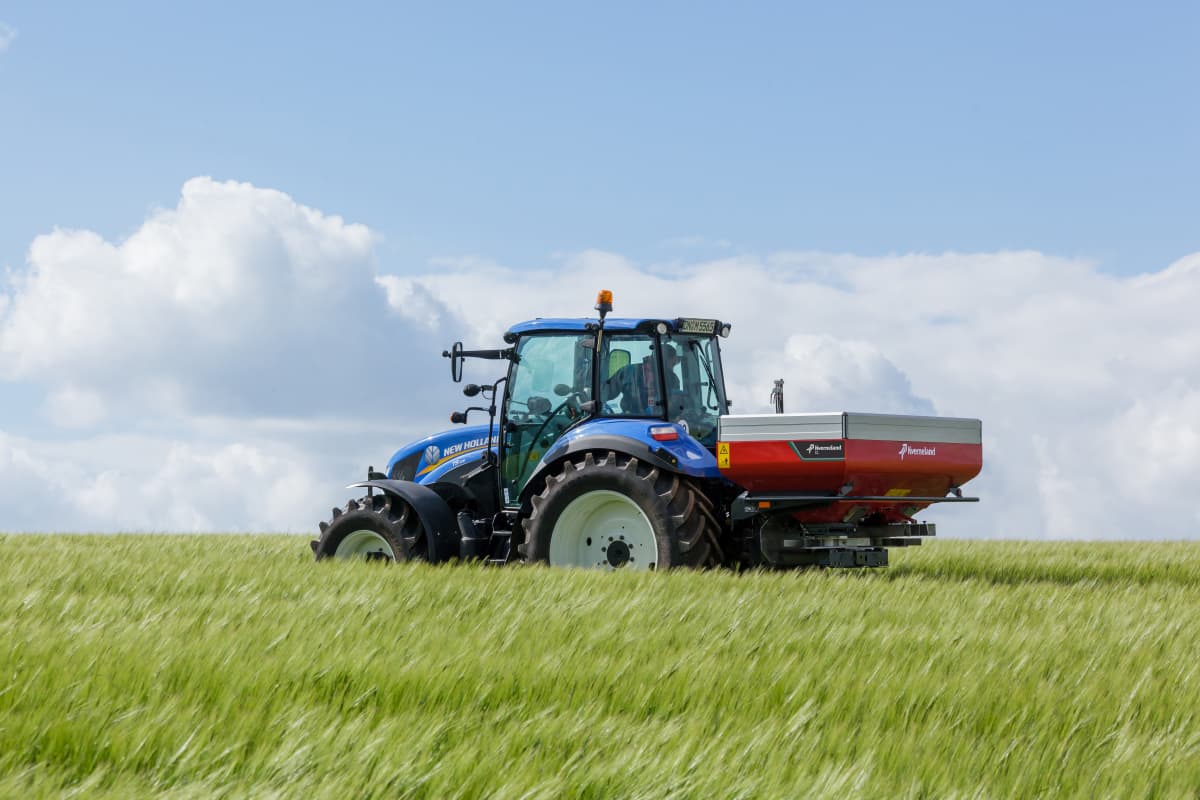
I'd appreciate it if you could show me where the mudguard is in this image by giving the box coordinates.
[517,417,722,506]
[349,480,460,563]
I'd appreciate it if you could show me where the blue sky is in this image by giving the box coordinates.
[3,1,1197,274]
[0,2,1198,536]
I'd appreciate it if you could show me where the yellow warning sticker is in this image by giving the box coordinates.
[717,442,731,469]
[884,488,911,497]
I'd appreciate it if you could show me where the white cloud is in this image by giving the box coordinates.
[0,177,450,421]
[1101,385,1200,506]
[0,408,453,532]
[0,428,331,532]
[0,23,16,54]
[2,177,1198,539]
[376,275,451,330]
[42,384,107,429]
[744,334,934,416]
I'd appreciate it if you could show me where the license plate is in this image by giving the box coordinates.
[678,318,717,335]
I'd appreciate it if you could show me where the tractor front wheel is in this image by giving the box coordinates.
[522,451,721,570]
[312,493,425,562]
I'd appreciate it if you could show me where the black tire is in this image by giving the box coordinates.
[312,493,426,562]
[522,451,723,569]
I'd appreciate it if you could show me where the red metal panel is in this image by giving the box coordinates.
[842,439,982,497]
[720,439,847,492]
[718,436,982,524]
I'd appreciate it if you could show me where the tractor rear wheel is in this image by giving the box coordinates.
[522,451,721,570]
[312,493,426,562]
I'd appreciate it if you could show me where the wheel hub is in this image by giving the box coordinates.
[335,529,396,561]
[605,539,631,567]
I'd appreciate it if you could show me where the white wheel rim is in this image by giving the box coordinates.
[335,529,396,560]
[549,490,658,570]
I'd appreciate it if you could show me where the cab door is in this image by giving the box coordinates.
[499,333,595,505]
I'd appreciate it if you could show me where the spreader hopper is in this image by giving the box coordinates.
[717,412,982,526]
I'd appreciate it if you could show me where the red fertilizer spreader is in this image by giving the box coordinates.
[716,412,982,566]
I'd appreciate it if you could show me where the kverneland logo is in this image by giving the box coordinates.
[791,440,845,461]
[898,443,936,460]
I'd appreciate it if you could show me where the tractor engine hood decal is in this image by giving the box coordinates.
[385,424,497,481]
[419,435,491,476]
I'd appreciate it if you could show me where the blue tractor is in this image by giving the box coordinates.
[312,291,981,569]
[312,291,727,569]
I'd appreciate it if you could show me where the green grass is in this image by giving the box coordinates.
[2,536,1200,798]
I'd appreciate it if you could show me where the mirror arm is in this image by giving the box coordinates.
[451,406,491,424]
[458,348,516,361]
[443,344,517,383]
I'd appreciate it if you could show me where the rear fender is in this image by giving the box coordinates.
[551,419,720,475]
[517,432,710,508]
[349,480,459,563]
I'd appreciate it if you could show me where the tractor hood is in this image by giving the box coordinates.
[385,424,498,483]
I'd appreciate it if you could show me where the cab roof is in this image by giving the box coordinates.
[505,317,657,337]
[504,317,730,342]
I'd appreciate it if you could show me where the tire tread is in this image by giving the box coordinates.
[524,450,722,569]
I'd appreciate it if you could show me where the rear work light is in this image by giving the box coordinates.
[649,425,679,441]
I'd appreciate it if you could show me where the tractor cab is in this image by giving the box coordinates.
[496,314,731,502]
[442,292,732,509]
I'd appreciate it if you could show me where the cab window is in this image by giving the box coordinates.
[599,335,663,417]
[662,334,727,446]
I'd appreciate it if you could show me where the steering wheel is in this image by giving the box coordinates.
[507,395,552,424]
[525,392,583,451]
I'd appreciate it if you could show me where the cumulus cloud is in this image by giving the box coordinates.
[41,384,107,429]
[0,23,16,53]
[0,411,447,532]
[0,178,458,533]
[0,428,328,532]
[0,177,448,421]
[2,177,1197,539]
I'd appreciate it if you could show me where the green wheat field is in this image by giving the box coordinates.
[2,535,1199,798]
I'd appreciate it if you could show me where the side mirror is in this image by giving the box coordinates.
[442,342,465,382]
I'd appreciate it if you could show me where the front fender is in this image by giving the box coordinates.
[349,480,459,563]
